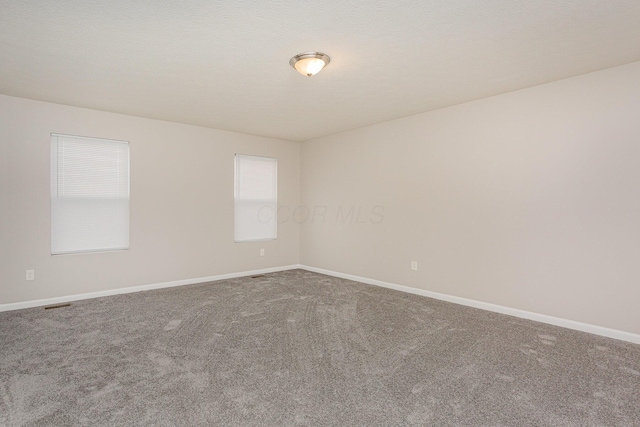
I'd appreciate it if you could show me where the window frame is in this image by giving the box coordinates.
[234,154,278,243]
[50,133,130,255]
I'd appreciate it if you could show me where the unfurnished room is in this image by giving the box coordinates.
[1,1,639,426]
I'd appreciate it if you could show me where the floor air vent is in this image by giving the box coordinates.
[44,303,71,310]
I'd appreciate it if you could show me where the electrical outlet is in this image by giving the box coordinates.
[260,248,265,256]
[411,261,418,271]
[26,269,35,281]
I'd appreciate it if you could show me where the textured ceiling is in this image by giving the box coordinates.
[1,0,640,141]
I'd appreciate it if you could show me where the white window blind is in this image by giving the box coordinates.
[51,134,130,255]
[234,154,277,242]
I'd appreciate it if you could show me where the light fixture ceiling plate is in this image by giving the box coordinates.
[289,52,331,69]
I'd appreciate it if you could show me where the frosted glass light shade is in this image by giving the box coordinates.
[294,57,326,76]
[290,52,330,77]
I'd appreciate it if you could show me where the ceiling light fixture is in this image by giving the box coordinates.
[289,52,331,77]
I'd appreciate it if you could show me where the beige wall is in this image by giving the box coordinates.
[2,62,640,336]
[300,61,640,335]
[0,95,300,304]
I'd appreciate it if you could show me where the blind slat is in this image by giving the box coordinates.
[51,134,130,254]
[234,155,277,242]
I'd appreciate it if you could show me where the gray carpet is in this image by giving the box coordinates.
[1,269,639,426]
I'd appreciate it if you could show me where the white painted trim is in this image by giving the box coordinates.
[299,265,640,345]
[0,265,303,313]
[4,263,638,345]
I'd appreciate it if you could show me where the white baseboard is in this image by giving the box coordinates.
[4,264,638,345]
[299,265,640,345]
[0,264,303,313]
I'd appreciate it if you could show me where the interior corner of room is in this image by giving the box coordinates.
[3,61,640,342]
[1,2,640,423]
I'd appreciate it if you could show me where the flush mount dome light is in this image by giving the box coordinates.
[290,52,331,77]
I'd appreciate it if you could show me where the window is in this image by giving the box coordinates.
[234,154,277,242]
[51,134,130,255]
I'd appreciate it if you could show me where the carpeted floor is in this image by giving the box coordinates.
[1,269,639,426]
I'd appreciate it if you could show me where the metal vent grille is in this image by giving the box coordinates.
[44,303,71,310]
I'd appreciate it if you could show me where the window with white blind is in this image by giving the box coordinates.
[234,154,277,242]
[51,134,130,255]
